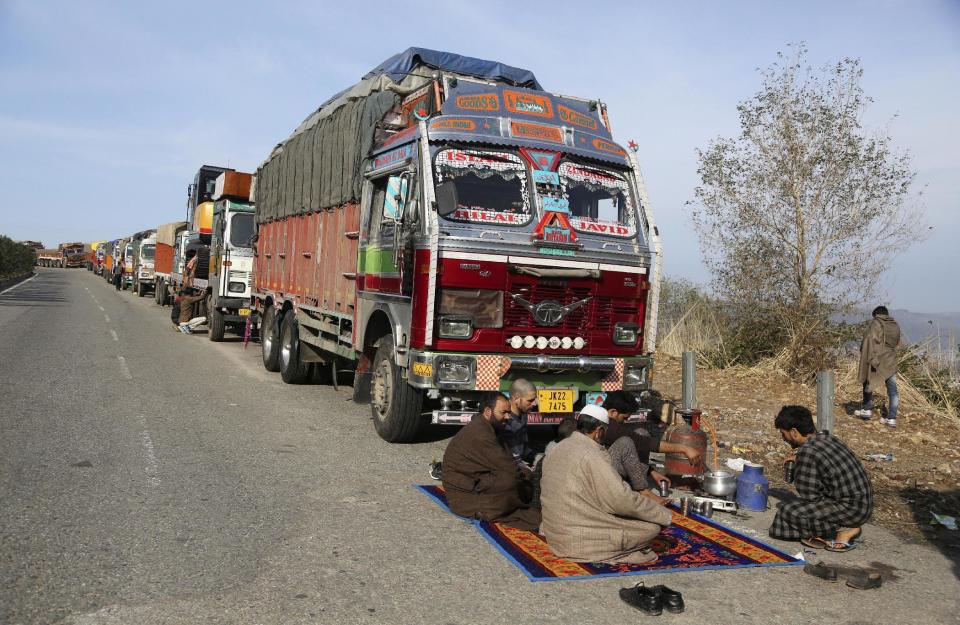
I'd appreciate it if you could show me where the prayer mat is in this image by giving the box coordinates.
[415,484,802,581]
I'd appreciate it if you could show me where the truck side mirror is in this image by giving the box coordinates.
[435,181,459,218]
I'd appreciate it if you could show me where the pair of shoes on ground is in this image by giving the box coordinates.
[800,527,863,553]
[803,561,883,589]
[880,418,897,428]
[619,582,684,615]
[853,409,872,420]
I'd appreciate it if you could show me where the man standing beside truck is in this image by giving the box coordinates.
[177,250,207,334]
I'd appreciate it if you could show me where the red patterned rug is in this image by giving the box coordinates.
[416,484,802,581]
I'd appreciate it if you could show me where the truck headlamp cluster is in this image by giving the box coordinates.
[228,281,246,293]
[508,335,586,350]
[435,355,475,385]
[613,322,640,346]
[438,315,473,339]
[623,362,648,390]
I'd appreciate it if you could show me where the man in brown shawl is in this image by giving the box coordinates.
[441,392,540,530]
[541,405,673,564]
[856,306,901,427]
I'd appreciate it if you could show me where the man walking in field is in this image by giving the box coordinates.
[855,306,901,427]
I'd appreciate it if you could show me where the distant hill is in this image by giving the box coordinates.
[888,308,960,353]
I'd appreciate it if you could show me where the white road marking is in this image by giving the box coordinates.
[110,329,119,342]
[117,356,132,379]
[0,273,37,295]
[137,418,161,487]
[98,306,105,311]
[104,314,110,323]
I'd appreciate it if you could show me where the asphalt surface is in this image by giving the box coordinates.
[1,268,958,625]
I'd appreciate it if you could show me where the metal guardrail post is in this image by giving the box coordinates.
[816,370,835,433]
[682,351,697,410]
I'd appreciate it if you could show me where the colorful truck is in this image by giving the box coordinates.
[59,242,86,268]
[250,48,662,443]
[206,171,255,341]
[154,221,188,305]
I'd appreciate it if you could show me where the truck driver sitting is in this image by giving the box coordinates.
[441,392,541,531]
[771,405,873,552]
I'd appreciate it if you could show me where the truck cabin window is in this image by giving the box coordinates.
[229,213,254,248]
[141,244,156,261]
[435,149,530,225]
[559,162,637,238]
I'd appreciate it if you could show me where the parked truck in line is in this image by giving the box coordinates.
[249,48,662,443]
[37,249,60,267]
[59,242,86,268]
[206,171,255,341]
[133,233,157,296]
[154,221,188,305]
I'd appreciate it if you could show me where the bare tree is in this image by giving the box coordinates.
[691,44,923,373]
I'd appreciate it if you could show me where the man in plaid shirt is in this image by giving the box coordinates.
[769,405,873,552]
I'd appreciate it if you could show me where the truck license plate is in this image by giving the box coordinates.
[538,388,575,413]
[238,308,251,316]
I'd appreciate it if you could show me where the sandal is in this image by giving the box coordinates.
[800,536,829,550]
[823,540,857,552]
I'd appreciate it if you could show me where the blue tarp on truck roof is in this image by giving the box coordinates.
[363,47,542,91]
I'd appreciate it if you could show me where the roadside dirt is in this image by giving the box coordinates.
[650,355,960,550]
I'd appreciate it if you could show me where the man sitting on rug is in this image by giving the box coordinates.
[441,392,541,531]
[602,390,703,490]
[770,405,873,552]
[540,405,673,564]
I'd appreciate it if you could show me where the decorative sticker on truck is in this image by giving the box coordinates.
[455,93,500,112]
[557,104,599,130]
[430,118,478,132]
[371,144,415,172]
[510,120,563,143]
[503,90,554,118]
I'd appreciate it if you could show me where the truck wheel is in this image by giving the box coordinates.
[261,306,281,372]
[279,313,311,384]
[208,305,226,342]
[370,338,424,443]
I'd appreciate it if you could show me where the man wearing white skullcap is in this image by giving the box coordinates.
[539,403,673,564]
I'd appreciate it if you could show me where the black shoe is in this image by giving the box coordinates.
[428,461,442,481]
[803,561,839,582]
[654,584,685,613]
[618,583,662,616]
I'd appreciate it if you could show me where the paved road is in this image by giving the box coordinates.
[2,268,958,625]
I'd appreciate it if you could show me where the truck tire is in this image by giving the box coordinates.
[370,338,424,443]
[261,306,281,372]
[279,313,311,384]
[208,304,226,342]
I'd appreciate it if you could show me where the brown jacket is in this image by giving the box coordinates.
[441,414,540,530]
[858,314,901,388]
[541,431,673,564]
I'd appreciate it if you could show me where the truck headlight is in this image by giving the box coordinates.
[435,355,475,384]
[228,281,246,293]
[623,363,648,390]
[438,315,473,339]
[613,322,639,345]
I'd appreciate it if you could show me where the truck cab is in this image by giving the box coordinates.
[207,198,254,341]
[135,235,157,297]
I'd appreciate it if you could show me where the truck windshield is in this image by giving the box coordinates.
[125,244,134,256]
[229,213,254,248]
[435,149,530,226]
[559,162,637,238]
[141,244,156,260]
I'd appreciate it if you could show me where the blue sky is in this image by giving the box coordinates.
[2,1,958,312]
